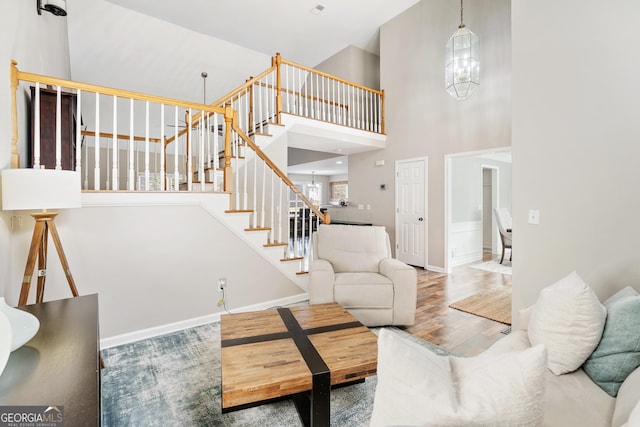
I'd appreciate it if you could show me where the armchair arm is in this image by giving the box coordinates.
[309,259,336,304]
[379,258,417,325]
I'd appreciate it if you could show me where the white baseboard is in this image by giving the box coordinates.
[426,264,446,273]
[100,293,309,349]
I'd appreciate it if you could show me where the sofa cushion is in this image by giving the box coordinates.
[583,286,640,397]
[334,273,393,308]
[528,271,606,375]
[314,225,389,273]
[612,366,640,427]
[370,328,547,427]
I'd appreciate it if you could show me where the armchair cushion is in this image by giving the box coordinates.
[314,225,389,273]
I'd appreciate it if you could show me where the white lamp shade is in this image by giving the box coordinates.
[1,168,81,211]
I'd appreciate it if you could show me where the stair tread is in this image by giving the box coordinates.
[225,209,253,213]
[296,271,309,275]
[245,227,271,232]
[264,242,288,247]
[281,257,303,262]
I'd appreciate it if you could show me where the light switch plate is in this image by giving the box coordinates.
[528,209,540,225]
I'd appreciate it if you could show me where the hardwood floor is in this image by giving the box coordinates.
[400,252,512,357]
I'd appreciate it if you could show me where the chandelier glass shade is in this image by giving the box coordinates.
[445,3,479,100]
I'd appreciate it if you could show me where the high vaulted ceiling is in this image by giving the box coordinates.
[105,0,420,66]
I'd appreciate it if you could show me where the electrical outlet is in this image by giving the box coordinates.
[218,278,226,292]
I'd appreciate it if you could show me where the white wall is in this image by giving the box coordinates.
[313,45,380,89]
[512,1,640,319]
[0,1,72,298]
[349,0,511,267]
[67,0,271,104]
[8,197,302,338]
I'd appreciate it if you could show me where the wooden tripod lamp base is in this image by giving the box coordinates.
[18,212,79,306]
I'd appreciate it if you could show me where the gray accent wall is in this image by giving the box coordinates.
[512,1,640,320]
[348,0,511,268]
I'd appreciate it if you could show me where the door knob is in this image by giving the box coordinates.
[418,217,424,221]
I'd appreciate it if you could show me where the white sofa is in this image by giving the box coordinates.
[483,308,640,427]
[371,272,640,426]
[308,224,417,326]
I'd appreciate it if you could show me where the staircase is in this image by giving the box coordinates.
[10,54,386,293]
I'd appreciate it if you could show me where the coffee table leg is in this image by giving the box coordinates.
[292,371,330,427]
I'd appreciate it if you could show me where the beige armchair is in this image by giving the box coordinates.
[309,224,417,326]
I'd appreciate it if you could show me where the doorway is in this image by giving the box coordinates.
[482,166,499,256]
[395,157,427,268]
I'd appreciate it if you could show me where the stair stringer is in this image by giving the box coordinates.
[197,196,309,292]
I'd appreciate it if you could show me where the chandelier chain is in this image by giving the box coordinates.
[459,0,465,28]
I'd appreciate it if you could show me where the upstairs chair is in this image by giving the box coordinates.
[309,224,417,326]
[494,207,512,264]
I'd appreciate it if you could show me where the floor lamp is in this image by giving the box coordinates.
[1,168,82,306]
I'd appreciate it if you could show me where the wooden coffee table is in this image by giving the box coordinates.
[221,302,377,426]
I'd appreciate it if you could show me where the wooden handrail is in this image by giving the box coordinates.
[231,119,330,225]
[209,65,277,109]
[14,66,227,114]
[278,54,384,96]
[81,130,162,143]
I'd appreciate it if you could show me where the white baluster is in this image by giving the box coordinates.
[75,90,82,174]
[304,70,308,118]
[112,95,118,190]
[251,149,257,227]
[160,104,165,191]
[34,82,41,169]
[234,132,240,210]
[83,125,89,190]
[307,73,316,119]
[331,78,336,124]
[258,79,263,133]
[187,108,193,192]
[285,64,290,113]
[270,171,274,242]
[213,112,219,191]
[278,179,283,244]
[320,76,327,122]
[243,133,248,209]
[55,86,62,170]
[199,110,205,192]
[174,106,179,191]
[94,93,100,190]
[251,83,256,135]
[128,98,134,190]
[315,73,320,119]
[260,160,266,228]
[144,101,150,191]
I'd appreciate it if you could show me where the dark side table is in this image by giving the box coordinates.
[0,294,101,426]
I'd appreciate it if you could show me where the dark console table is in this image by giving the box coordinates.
[0,294,101,426]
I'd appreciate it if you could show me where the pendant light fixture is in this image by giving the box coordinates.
[445,0,479,100]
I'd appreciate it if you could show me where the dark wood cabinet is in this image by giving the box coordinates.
[0,294,101,426]
[30,86,77,170]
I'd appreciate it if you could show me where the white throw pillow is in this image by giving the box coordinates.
[528,271,606,375]
[369,328,547,427]
[621,399,640,427]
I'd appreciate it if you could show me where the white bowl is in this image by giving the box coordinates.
[0,298,40,352]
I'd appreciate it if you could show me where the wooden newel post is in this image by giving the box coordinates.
[10,60,20,169]
[274,53,282,124]
[223,103,234,201]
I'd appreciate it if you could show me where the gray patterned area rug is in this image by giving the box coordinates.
[101,323,450,427]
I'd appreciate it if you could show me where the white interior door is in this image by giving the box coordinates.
[396,158,427,267]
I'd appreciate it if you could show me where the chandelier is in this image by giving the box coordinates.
[445,0,479,100]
